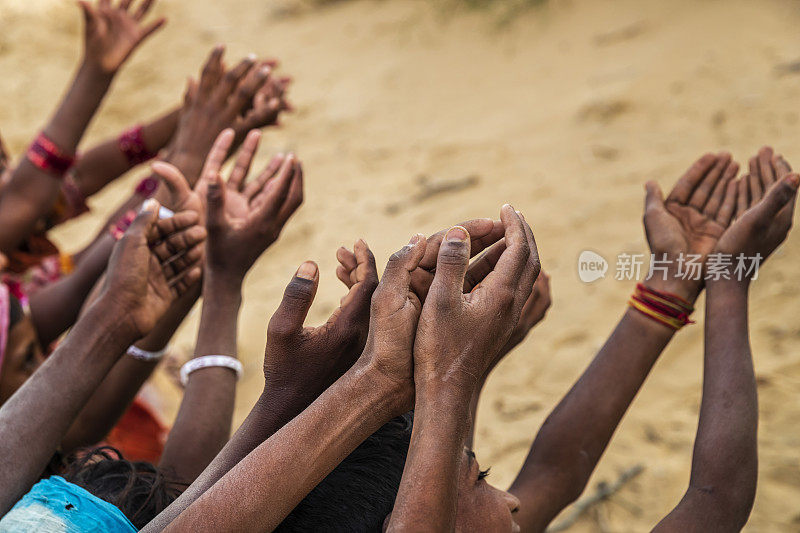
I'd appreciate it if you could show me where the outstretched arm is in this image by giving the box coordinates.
[508,153,742,531]
[0,201,200,515]
[655,158,798,532]
[0,0,164,254]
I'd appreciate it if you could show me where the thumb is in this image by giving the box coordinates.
[644,181,666,213]
[756,173,800,222]
[128,198,160,240]
[269,262,320,337]
[151,161,191,200]
[205,168,226,231]
[428,226,471,304]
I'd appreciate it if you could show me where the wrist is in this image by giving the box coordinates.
[77,59,116,85]
[706,277,750,296]
[355,357,414,418]
[641,276,701,305]
[204,270,244,294]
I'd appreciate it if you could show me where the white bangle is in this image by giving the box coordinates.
[180,355,243,386]
[127,345,167,362]
[139,203,174,219]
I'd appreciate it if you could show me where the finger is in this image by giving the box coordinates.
[735,176,749,219]
[773,154,792,180]
[517,210,540,297]
[667,153,717,204]
[168,265,203,296]
[336,265,354,288]
[151,161,190,201]
[153,224,207,263]
[253,154,296,216]
[244,154,285,200]
[78,1,95,28]
[464,238,506,292]
[139,18,166,41]
[480,205,531,291]
[339,239,379,311]
[100,0,110,8]
[127,198,160,239]
[379,234,427,298]
[198,45,225,98]
[198,129,235,190]
[214,54,257,105]
[228,130,261,191]
[748,172,763,206]
[754,173,799,221]
[419,218,504,272]
[687,152,732,211]
[132,0,154,20]
[703,160,739,218]
[269,262,320,336]
[715,179,738,226]
[160,241,204,279]
[205,160,226,233]
[336,246,358,288]
[226,65,271,120]
[644,180,666,213]
[757,146,776,189]
[273,160,304,226]
[147,209,201,243]
[119,0,132,10]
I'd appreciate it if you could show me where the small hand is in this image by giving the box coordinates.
[79,0,165,75]
[237,61,293,134]
[98,199,205,338]
[715,153,799,276]
[643,152,739,300]
[413,205,540,396]
[264,240,379,403]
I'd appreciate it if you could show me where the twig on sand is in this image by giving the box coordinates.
[546,464,645,532]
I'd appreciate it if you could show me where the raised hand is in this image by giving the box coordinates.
[238,64,293,132]
[98,199,205,338]
[715,154,798,274]
[496,270,551,363]
[79,0,165,75]
[264,241,379,404]
[413,205,540,396]
[643,152,739,300]
[166,47,272,182]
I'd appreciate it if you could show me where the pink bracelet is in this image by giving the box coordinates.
[26,132,75,177]
[119,125,156,166]
[134,176,159,198]
[109,210,137,240]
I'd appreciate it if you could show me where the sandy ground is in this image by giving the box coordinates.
[2,0,800,530]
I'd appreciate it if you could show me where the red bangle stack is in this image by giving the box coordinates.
[119,125,156,167]
[26,132,75,177]
[628,283,694,330]
[109,210,137,241]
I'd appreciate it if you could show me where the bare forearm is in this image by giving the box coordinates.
[390,386,472,532]
[510,307,675,530]
[158,276,241,483]
[72,108,180,197]
[656,280,756,531]
[162,363,403,532]
[0,300,135,514]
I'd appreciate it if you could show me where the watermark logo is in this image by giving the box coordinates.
[577,250,608,283]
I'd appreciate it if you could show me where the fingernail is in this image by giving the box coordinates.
[296,261,317,280]
[142,198,158,212]
[409,233,423,245]
[788,174,800,189]
[246,53,256,62]
[259,66,271,76]
[445,226,468,242]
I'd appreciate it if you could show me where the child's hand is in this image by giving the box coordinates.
[264,241,379,403]
[79,0,165,75]
[413,205,540,398]
[715,154,799,279]
[643,153,739,300]
[99,200,205,338]
[194,129,302,282]
[167,47,271,182]
[238,67,293,132]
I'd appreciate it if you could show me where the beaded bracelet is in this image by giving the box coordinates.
[628,283,694,330]
[134,176,159,199]
[119,125,156,167]
[180,355,243,386]
[109,210,137,240]
[26,132,75,177]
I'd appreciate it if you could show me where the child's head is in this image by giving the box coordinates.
[62,446,183,529]
[0,284,44,404]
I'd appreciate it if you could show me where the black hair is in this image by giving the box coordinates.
[61,446,185,529]
[8,294,23,329]
[275,412,413,533]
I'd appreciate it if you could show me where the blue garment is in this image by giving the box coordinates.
[0,476,137,532]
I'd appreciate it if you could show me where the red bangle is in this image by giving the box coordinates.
[119,125,156,166]
[109,210,137,240]
[135,176,159,198]
[26,132,75,177]
[628,283,694,330]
